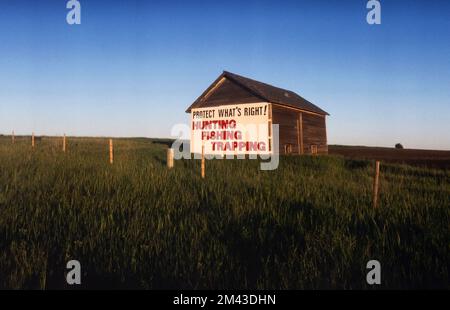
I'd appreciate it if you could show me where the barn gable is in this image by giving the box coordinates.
[187,77,264,110]
[186,71,329,116]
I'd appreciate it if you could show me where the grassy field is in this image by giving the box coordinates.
[0,136,448,289]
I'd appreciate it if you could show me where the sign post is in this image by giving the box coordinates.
[201,145,205,178]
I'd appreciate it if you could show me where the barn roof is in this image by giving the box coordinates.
[186,71,329,115]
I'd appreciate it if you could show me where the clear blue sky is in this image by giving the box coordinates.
[0,0,449,149]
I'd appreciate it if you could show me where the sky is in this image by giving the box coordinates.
[0,0,449,150]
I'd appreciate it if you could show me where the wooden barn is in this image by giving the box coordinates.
[186,71,329,155]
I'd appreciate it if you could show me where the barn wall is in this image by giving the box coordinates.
[302,112,328,154]
[271,105,301,154]
[197,78,263,108]
[272,104,327,155]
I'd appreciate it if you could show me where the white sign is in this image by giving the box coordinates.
[190,102,271,155]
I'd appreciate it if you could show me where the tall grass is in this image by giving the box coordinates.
[0,136,448,289]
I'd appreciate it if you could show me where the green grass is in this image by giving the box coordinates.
[0,136,448,289]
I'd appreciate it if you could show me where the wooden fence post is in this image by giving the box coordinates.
[63,134,66,152]
[32,132,35,148]
[201,145,205,179]
[109,139,113,164]
[373,161,381,209]
[12,130,15,144]
[167,148,174,169]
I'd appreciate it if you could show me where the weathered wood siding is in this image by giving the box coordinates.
[196,78,263,108]
[272,104,327,155]
[272,105,301,154]
[302,112,328,154]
